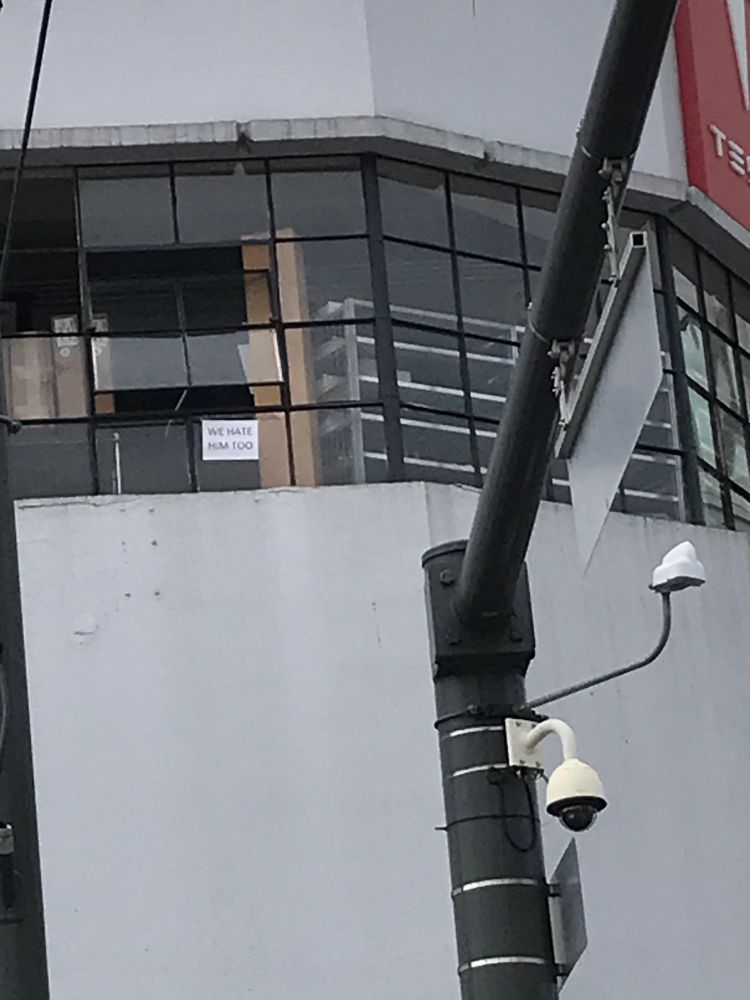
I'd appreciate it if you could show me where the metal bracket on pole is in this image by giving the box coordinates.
[599,157,629,282]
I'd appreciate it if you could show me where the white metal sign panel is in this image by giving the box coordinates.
[201,419,259,461]
[549,839,587,989]
[567,245,662,567]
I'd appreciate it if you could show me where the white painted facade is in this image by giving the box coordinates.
[0,0,685,184]
[17,483,750,1000]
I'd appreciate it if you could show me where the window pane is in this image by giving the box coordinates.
[733,278,750,353]
[80,173,175,247]
[393,325,465,414]
[182,272,246,331]
[699,467,726,526]
[97,423,191,494]
[88,252,180,333]
[5,252,79,332]
[188,328,278,388]
[688,388,715,465]
[466,336,517,422]
[378,161,449,247]
[277,239,372,321]
[717,407,750,491]
[458,257,527,337]
[670,229,699,310]
[9,423,93,499]
[93,335,187,392]
[175,162,268,243]
[4,334,87,419]
[0,173,76,249]
[451,176,520,260]
[621,451,682,520]
[679,308,708,389]
[385,242,456,329]
[700,254,732,337]
[637,374,677,450]
[522,189,558,266]
[401,408,476,486]
[291,406,387,486]
[294,322,376,405]
[709,333,741,412]
[272,161,365,237]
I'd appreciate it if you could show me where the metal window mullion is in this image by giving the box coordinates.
[361,155,405,480]
[73,167,101,495]
[658,219,704,524]
[265,161,296,485]
[446,173,482,487]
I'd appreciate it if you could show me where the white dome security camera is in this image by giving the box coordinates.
[506,717,606,833]
[650,540,705,594]
[545,757,607,832]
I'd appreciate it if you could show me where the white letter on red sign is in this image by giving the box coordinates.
[709,124,727,158]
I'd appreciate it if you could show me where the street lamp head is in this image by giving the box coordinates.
[650,541,705,594]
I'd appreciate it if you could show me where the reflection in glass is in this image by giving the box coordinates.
[638,375,677,450]
[622,452,682,520]
[97,423,191,494]
[700,254,732,337]
[688,388,715,465]
[80,175,175,247]
[699,467,726,527]
[717,407,750,491]
[733,278,750,353]
[670,230,700,310]
[385,242,456,329]
[294,322,376,406]
[401,408,475,486]
[458,257,527,337]
[93,335,188,392]
[466,336,517,422]
[451,176,520,260]
[522,189,558,266]
[175,163,268,243]
[272,164,365,237]
[278,239,372,321]
[709,333,740,412]
[679,308,708,388]
[393,326,464,414]
[379,161,449,246]
[9,423,93,499]
[291,406,387,486]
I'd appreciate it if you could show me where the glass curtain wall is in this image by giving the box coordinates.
[0,152,733,531]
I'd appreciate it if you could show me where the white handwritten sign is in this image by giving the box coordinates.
[201,419,259,461]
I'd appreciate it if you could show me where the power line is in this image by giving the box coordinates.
[0,0,55,302]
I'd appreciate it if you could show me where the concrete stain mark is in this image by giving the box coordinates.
[72,614,98,643]
[371,601,383,648]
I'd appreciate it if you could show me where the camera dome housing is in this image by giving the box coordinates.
[546,757,607,832]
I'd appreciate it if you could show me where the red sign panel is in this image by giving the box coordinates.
[675,0,750,230]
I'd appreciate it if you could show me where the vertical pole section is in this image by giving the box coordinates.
[0,408,50,997]
[423,543,558,1000]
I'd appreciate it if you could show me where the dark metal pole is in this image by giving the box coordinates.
[424,545,557,998]
[455,0,681,623]
[423,4,680,999]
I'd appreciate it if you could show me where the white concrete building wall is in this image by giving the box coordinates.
[16,483,750,1000]
[0,1,686,185]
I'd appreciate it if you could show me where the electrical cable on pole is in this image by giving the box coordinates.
[0,0,56,300]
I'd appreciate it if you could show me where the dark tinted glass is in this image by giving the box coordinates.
[379,161,449,246]
[175,162,268,243]
[80,171,175,247]
[451,175,520,260]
